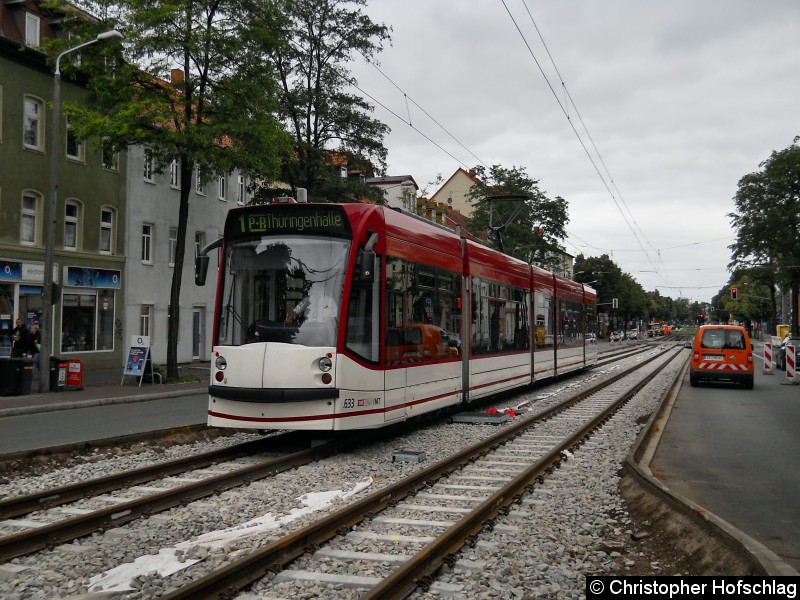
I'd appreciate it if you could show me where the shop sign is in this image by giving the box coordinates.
[65,267,121,289]
[0,261,55,283]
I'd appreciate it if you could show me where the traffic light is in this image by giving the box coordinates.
[612,298,619,309]
[731,287,737,300]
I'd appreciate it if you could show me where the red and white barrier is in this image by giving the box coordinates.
[785,345,799,384]
[763,342,773,375]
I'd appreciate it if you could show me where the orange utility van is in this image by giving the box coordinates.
[688,324,754,389]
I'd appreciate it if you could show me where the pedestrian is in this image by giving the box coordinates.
[11,317,32,358]
[30,324,41,355]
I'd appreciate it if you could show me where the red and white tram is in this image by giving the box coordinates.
[195,199,597,431]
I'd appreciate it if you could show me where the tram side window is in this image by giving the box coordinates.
[384,256,461,364]
[585,303,597,344]
[345,247,380,362]
[558,298,583,348]
[534,291,554,349]
[471,277,529,355]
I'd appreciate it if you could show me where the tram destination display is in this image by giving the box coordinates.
[225,205,351,240]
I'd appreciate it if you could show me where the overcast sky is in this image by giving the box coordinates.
[350,0,800,303]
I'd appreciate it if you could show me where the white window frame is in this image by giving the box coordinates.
[23,95,44,151]
[170,159,180,189]
[142,223,154,264]
[195,166,206,195]
[65,115,85,162]
[143,149,154,183]
[101,139,119,171]
[218,175,226,201]
[169,227,177,267]
[20,191,40,245]
[195,231,206,258]
[100,207,114,254]
[25,13,40,47]
[237,175,246,204]
[140,305,153,337]
[64,200,80,250]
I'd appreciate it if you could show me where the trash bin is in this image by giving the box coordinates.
[0,358,18,396]
[16,358,35,395]
[66,359,84,390]
[50,356,67,392]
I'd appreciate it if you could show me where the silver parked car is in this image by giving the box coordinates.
[775,335,800,370]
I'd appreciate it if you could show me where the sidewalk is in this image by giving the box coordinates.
[0,362,210,418]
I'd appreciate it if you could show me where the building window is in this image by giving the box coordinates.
[195,231,206,258]
[218,175,226,201]
[25,13,40,47]
[61,290,115,352]
[237,175,246,204]
[142,223,153,264]
[101,139,119,170]
[20,192,39,245]
[170,159,180,189]
[23,96,44,151]
[140,305,152,337]
[66,116,84,162]
[143,149,154,182]
[195,166,206,195]
[64,201,80,250]
[169,227,177,267]
[100,208,114,254]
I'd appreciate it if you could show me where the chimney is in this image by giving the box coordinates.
[171,69,184,85]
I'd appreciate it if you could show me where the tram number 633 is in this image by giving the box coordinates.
[342,398,381,409]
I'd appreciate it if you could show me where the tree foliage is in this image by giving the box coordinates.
[466,165,569,270]
[64,0,291,377]
[264,0,391,199]
[729,137,800,334]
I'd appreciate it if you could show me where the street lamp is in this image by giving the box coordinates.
[39,29,123,393]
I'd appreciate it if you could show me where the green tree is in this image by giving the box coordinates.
[467,165,569,269]
[264,0,391,199]
[729,137,800,335]
[66,0,290,377]
[719,273,772,329]
[574,254,646,331]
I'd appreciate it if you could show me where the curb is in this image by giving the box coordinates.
[0,386,206,418]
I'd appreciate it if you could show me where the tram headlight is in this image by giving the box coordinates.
[215,356,228,370]
[318,357,332,372]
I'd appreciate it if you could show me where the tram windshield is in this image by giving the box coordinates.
[216,235,350,348]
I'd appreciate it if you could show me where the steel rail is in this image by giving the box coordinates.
[0,434,304,520]
[365,346,684,599]
[160,346,677,600]
[0,432,374,563]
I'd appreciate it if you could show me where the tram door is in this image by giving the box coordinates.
[384,258,408,423]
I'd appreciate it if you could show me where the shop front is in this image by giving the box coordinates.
[0,259,49,357]
[60,266,120,362]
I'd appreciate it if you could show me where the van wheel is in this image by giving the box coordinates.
[689,374,698,387]
[743,376,754,390]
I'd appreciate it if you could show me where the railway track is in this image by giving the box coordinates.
[159,344,684,599]
[0,343,683,597]
[0,345,653,537]
[0,430,381,562]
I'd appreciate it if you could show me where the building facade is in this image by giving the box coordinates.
[1,0,246,371]
[429,168,481,218]
[365,175,418,210]
[1,0,127,367]
[124,146,248,364]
